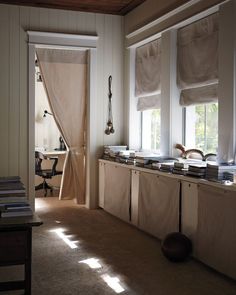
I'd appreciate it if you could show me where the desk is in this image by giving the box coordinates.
[35,150,67,196]
[0,215,42,294]
[42,150,67,157]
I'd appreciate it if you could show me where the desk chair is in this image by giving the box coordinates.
[35,151,63,197]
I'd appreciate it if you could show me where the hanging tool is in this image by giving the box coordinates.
[105,75,115,135]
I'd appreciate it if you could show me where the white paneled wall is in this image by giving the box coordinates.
[0,4,124,206]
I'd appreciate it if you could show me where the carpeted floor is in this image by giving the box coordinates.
[1,196,236,295]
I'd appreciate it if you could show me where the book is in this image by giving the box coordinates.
[0,196,28,203]
[0,189,26,195]
[1,209,33,217]
[174,162,189,169]
[0,176,21,183]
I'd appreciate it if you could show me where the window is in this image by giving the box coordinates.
[141,109,161,152]
[177,14,219,155]
[135,38,162,152]
[185,103,218,154]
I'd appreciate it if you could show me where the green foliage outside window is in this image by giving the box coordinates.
[151,109,161,150]
[195,103,218,153]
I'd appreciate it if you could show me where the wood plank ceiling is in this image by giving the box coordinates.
[0,0,146,15]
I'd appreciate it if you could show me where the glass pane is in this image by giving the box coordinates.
[185,103,218,154]
[206,103,218,153]
[195,104,205,151]
[142,109,161,151]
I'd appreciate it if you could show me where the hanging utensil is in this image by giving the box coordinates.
[105,75,115,135]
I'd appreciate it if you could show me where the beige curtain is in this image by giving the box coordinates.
[138,172,180,240]
[104,164,131,222]
[195,184,236,280]
[177,13,219,106]
[135,38,161,111]
[36,48,87,204]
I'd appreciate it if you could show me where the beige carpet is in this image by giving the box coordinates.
[1,196,236,295]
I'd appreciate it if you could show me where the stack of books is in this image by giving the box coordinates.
[159,162,175,173]
[135,153,162,168]
[103,145,127,161]
[172,162,189,175]
[187,163,206,178]
[0,176,32,218]
[206,163,236,181]
[115,150,136,164]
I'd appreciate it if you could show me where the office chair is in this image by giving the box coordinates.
[35,151,63,197]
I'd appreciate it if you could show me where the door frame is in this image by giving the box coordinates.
[28,31,98,209]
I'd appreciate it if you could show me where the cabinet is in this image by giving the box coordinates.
[138,172,180,239]
[98,159,236,280]
[181,181,198,253]
[131,170,139,226]
[103,164,131,222]
[98,161,105,208]
[194,184,236,280]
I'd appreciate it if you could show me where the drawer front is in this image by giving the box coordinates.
[0,230,29,263]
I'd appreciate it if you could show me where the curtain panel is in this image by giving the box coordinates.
[104,164,131,222]
[135,38,161,111]
[36,48,88,204]
[177,13,219,106]
[138,172,180,240]
[195,184,236,280]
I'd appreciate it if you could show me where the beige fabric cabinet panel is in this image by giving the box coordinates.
[131,170,140,226]
[104,164,131,222]
[138,172,180,240]
[195,184,236,280]
[181,181,198,255]
[99,161,105,208]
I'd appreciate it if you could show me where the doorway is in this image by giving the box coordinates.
[34,56,66,198]
[28,31,98,210]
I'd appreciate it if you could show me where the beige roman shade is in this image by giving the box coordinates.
[177,13,219,106]
[135,38,161,111]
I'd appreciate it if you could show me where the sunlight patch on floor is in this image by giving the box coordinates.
[102,274,125,293]
[35,197,48,210]
[79,258,102,269]
[50,228,79,249]
[78,257,126,293]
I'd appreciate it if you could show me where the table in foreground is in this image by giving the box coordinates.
[0,214,43,294]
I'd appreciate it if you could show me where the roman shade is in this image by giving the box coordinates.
[135,38,161,111]
[177,13,219,106]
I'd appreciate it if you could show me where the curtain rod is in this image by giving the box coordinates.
[28,43,90,51]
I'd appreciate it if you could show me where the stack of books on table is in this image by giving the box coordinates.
[206,162,236,181]
[0,176,32,218]
[187,163,206,178]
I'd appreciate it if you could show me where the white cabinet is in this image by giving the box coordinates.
[138,172,180,240]
[194,184,236,280]
[99,159,236,280]
[181,181,198,249]
[98,161,105,208]
[103,163,131,222]
[131,170,139,226]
